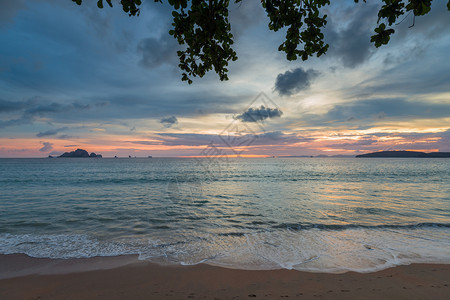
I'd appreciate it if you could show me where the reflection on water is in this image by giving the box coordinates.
[0,157,449,272]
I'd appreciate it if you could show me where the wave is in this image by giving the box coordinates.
[271,222,450,230]
[1,224,449,274]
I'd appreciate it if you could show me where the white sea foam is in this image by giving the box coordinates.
[0,233,137,259]
[2,226,449,273]
[1,158,450,273]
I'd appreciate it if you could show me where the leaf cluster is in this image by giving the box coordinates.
[72,0,449,83]
[371,0,436,47]
[168,0,238,84]
[73,0,144,16]
[262,0,330,61]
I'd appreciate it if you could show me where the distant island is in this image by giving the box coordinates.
[57,149,102,158]
[356,151,450,158]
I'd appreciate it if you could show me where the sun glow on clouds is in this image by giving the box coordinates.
[0,1,449,157]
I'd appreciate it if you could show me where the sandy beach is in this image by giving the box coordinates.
[0,254,448,299]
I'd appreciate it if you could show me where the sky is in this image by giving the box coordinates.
[0,0,449,157]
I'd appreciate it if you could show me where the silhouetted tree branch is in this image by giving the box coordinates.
[72,0,450,84]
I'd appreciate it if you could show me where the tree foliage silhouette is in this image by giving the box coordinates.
[72,0,449,84]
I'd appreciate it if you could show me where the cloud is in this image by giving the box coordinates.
[0,0,449,158]
[137,35,179,68]
[350,63,450,97]
[49,150,62,156]
[129,140,160,146]
[25,102,90,117]
[249,131,313,146]
[301,98,450,126]
[437,130,450,151]
[324,3,378,68]
[129,134,229,147]
[131,131,309,148]
[323,0,450,69]
[326,138,378,150]
[156,133,217,146]
[0,98,96,129]
[160,116,178,128]
[0,116,32,129]
[36,127,67,137]
[39,141,53,152]
[0,99,27,112]
[235,105,283,123]
[57,134,75,139]
[0,0,26,27]
[274,68,319,96]
[382,0,450,42]
[326,98,450,121]
[229,0,265,39]
[0,90,246,130]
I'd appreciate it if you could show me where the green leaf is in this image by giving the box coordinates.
[79,0,438,84]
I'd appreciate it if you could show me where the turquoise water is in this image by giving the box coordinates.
[0,157,449,273]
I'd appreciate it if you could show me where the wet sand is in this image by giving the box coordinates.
[0,254,448,299]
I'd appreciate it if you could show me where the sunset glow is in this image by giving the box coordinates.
[0,1,449,157]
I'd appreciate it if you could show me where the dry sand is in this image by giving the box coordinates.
[0,254,448,299]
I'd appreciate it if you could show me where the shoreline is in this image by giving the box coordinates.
[0,254,448,299]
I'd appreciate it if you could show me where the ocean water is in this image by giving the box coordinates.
[0,157,449,273]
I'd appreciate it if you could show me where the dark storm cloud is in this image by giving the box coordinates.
[131,131,310,147]
[128,134,216,147]
[0,98,96,129]
[0,0,252,128]
[302,98,450,126]
[36,127,67,137]
[274,68,319,96]
[326,98,450,121]
[0,99,34,128]
[0,99,28,112]
[229,0,266,39]
[1,0,448,158]
[235,106,283,123]
[137,36,179,68]
[129,141,160,146]
[354,66,450,97]
[384,0,450,41]
[155,133,220,147]
[2,98,90,118]
[57,134,75,140]
[437,130,450,151]
[323,0,450,69]
[324,3,379,68]
[160,116,178,128]
[101,90,249,122]
[0,118,31,129]
[384,131,450,152]
[326,138,378,150]
[324,129,450,152]
[25,102,90,116]
[0,89,247,130]
[0,0,122,93]
[0,0,26,27]
[39,141,53,152]
[249,131,313,146]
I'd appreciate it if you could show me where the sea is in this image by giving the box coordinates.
[0,157,449,273]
